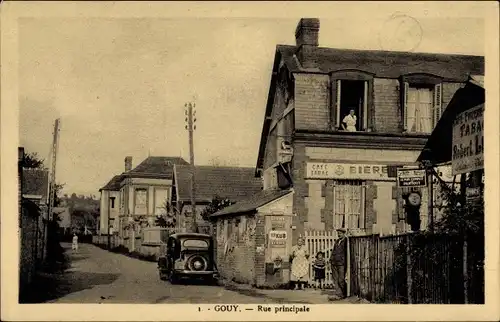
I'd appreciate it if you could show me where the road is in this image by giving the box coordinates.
[34,243,310,304]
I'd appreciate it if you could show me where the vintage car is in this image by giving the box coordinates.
[158,233,218,283]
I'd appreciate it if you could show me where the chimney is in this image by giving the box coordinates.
[295,18,320,69]
[124,156,132,172]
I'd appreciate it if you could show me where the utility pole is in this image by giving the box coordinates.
[185,102,197,232]
[45,118,60,261]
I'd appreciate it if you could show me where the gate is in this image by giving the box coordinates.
[304,230,337,287]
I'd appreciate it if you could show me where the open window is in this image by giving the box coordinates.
[401,74,443,134]
[330,70,373,132]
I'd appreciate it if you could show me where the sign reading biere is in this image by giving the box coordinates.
[452,104,484,175]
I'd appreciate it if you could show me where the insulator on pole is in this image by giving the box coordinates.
[185,117,188,122]
[194,125,196,130]
[193,118,196,123]
[185,125,188,130]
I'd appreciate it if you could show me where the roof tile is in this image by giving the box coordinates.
[175,165,262,203]
[210,189,292,217]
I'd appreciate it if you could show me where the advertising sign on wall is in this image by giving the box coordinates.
[397,168,427,187]
[269,230,287,247]
[306,162,391,180]
[452,104,484,175]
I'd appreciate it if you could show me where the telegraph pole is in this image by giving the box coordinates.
[185,102,198,232]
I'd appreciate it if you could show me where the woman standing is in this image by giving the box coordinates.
[290,237,310,290]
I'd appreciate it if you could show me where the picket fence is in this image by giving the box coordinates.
[304,230,337,287]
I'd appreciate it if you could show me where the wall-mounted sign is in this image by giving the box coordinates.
[397,168,427,187]
[452,104,484,175]
[270,216,286,229]
[306,162,391,180]
[269,230,287,247]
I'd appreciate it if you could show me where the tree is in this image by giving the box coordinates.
[155,201,178,228]
[22,152,46,169]
[200,196,235,221]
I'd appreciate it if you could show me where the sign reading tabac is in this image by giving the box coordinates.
[452,104,484,175]
[306,162,390,180]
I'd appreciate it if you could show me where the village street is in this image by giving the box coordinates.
[34,243,331,304]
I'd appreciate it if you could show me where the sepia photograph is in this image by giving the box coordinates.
[1,1,499,321]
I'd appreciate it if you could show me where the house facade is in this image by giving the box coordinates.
[98,155,189,239]
[255,18,484,244]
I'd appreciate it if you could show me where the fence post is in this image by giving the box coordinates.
[406,234,413,304]
[463,235,468,304]
[346,235,351,297]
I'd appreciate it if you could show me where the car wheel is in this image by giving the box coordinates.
[168,271,178,284]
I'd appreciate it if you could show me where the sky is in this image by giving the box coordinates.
[16,2,486,196]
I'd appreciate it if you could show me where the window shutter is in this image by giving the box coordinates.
[363,81,368,131]
[403,81,409,131]
[336,80,341,128]
[433,83,443,128]
[332,181,336,228]
[361,183,366,229]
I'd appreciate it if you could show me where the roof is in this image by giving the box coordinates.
[278,45,484,81]
[174,165,262,203]
[125,156,189,179]
[255,44,485,174]
[99,175,124,191]
[418,78,485,164]
[22,168,49,197]
[170,233,212,239]
[210,189,292,218]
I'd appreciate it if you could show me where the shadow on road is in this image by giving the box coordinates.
[20,270,120,303]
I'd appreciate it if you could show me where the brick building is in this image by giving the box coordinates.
[255,18,484,243]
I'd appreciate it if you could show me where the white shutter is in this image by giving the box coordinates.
[433,83,443,128]
[361,183,366,229]
[336,80,341,128]
[332,181,336,228]
[363,81,368,130]
[403,81,409,131]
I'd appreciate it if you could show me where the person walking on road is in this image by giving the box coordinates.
[72,233,79,252]
[329,228,348,299]
[290,237,310,290]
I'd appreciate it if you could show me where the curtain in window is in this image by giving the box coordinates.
[407,87,432,133]
[333,181,363,229]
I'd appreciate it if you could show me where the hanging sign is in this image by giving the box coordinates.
[397,168,427,187]
[452,104,484,175]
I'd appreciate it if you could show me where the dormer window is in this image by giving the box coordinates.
[330,70,374,132]
[401,74,443,134]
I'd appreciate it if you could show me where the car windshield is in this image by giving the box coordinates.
[182,239,209,248]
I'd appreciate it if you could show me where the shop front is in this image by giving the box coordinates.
[292,144,428,240]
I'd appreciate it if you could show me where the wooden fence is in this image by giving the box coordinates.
[304,230,337,287]
[349,232,484,304]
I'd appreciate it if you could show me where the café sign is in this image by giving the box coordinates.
[452,104,484,175]
[306,162,391,180]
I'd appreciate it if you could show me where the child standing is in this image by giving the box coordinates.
[72,233,79,252]
[313,251,326,289]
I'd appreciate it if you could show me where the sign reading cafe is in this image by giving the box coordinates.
[452,104,484,175]
[306,162,390,180]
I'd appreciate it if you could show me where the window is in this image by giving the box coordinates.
[331,71,373,132]
[402,77,442,134]
[154,188,169,215]
[110,197,115,209]
[183,239,209,248]
[332,180,365,229]
[135,189,147,206]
